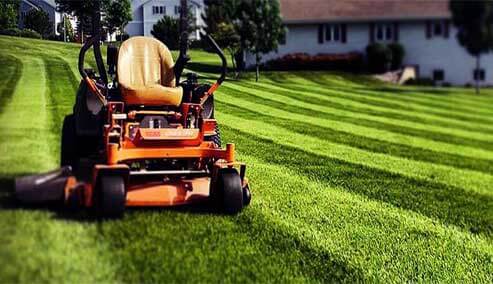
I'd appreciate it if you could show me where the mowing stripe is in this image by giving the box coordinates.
[217,100,493,174]
[0,55,118,283]
[236,81,493,134]
[216,111,493,196]
[267,81,493,123]
[231,152,493,282]
[278,72,493,109]
[223,125,493,238]
[0,54,22,113]
[223,84,493,151]
[216,89,493,161]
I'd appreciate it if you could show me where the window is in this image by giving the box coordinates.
[426,20,450,39]
[375,23,394,41]
[175,6,180,14]
[324,24,346,43]
[474,69,486,81]
[434,21,443,36]
[153,6,166,15]
[433,69,445,81]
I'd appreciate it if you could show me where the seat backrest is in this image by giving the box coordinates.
[117,36,176,89]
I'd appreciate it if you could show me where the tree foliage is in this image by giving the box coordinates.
[450,0,493,93]
[235,0,285,81]
[102,0,132,35]
[203,0,285,80]
[151,9,195,50]
[450,1,493,56]
[0,0,20,30]
[57,15,75,42]
[151,16,180,50]
[211,22,241,75]
[24,9,52,37]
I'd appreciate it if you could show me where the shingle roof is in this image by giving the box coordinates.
[280,0,451,23]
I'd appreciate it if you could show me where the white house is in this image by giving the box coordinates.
[247,0,493,86]
[125,0,205,40]
[19,0,60,35]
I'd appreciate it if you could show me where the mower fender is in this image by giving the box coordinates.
[15,166,74,205]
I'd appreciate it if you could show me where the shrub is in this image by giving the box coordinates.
[366,43,392,73]
[20,29,42,39]
[24,9,52,38]
[116,33,129,42]
[0,27,21,36]
[151,16,179,49]
[388,43,405,70]
[404,77,435,86]
[265,52,364,72]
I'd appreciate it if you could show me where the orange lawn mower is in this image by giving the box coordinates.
[15,1,251,217]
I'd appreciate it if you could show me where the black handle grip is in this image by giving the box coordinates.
[205,35,227,85]
[78,36,98,79]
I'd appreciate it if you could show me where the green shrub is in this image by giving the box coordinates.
[404,77,435,86]
[388,43,405,70]
[19,29,42,39]
[0,27,21,36]
[366,43,392,73]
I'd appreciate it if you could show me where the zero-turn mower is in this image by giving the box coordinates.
[14,1,251,217]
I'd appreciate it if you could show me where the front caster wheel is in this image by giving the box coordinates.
[216,168,244,214]
[96,175,126,218]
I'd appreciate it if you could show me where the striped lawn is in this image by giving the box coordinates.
[0,36,492,283]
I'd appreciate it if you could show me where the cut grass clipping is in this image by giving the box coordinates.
[0,36,492,283]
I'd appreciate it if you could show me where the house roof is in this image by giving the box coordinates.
[280,0,451,24]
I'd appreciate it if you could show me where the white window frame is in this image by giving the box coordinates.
[375,23,393,41]
[325,24,342,42]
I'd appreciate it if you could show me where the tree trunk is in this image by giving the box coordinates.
[255,52,260,82]
[476,55,480,95]
[230,53,237,78]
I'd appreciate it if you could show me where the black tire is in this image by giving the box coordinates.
[61,114,76,168]
[216,168,244,214]
[97,175,126,218]
[205,125,222,148]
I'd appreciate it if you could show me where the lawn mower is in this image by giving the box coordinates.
[14,1,250,217]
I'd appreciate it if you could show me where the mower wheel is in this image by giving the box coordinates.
[61,114,76,168]
[205,125,221,148]
[217,168,244,214]
[97,175,126,218]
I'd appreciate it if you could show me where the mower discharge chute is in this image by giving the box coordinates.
[15,9,250,217]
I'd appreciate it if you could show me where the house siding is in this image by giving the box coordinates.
[126,0,204,40]
[246,20,493,86]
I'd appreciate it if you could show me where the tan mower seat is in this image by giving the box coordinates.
[117,36,183,107]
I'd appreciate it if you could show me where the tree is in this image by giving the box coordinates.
[151,16,180,50]
[0,0,20,30]
[102,0,132,38]
[24,9,52,38]
[450,0,493,94]
[236,0,285,81]
[57,15,75,42]
[151,9,196,50]
[202,0,237,34]
[211,22,241,77]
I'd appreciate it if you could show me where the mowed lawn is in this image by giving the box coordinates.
[0,36,492,283]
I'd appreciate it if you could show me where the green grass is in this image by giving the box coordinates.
[0,36,492,283]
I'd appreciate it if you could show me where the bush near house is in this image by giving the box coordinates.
[388,43,405,70]
[265,52,364,71]
[366,43,406,74]
[24,9,52,38]
[0,28,42,39]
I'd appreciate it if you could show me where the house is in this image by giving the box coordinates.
[246,0,493,86]
[125,0,205,40]
[19,0,59,35]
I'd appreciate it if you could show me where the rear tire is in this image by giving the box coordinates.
[205,125,221,148]
[216,168,243,214]
[97,175,126,218]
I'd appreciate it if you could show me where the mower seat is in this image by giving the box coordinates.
[117,37,183,107]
